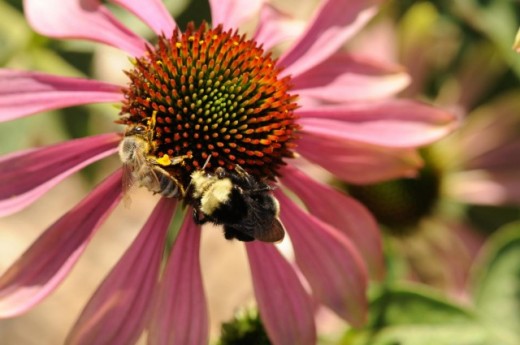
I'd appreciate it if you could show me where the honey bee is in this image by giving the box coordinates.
[118,114,188,200]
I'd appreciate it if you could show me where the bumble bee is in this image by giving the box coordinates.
[190,164,285,242]
[118,116,188,199]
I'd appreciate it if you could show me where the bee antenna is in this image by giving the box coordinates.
[201,155,212,169]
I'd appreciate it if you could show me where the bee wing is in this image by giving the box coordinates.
[255,217,286,243]
[139,164,165,195]
[121,162,138,208]
[121,151,160,204]
[121,162,137,195]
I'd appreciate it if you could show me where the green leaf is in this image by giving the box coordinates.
[341,285,492,345]
[370,284,478,325]
[0,1,31,65]
[365,324,490,345]
[453,1,520,78]
[472,222,520,344]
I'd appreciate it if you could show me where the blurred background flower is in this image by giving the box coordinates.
[333,2,520,345]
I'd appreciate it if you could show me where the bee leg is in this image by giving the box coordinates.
[192,207,209,225]
[233,164,248,176]
[246,186,274,194]
[223,226,254,242]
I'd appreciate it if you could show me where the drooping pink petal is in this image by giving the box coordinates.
[276,191,369,327]
[23,0,148,56]
[0,170,122,318]
[466,140,520,172]
[296,132,423,184]
[278,0,379,77]
[457,135,520,203]
[0,133,120,217]
[421,224,475,301]
[253,4,305,52]
[449,223,485,301]
[447,170,520,205]
[347,18,398,65]
[109,0,176,36]
[209,0,263,30]
[66,198,176,345]
[246,242,316,345]
[280,165,384,280]
[292,53,410,102]
[0,70,123,122]
[148,216,208,345]
[454,95,520,165]
[298,100,457,148]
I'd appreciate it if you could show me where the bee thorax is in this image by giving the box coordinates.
[199,178,233,215]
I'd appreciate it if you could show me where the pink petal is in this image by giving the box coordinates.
[109,0,176,36]
[253,4,305,52]
[467,140,520,172]
[209,0,263,30]
[280,165,384,280]
[448,171,520,205]
[278,0,379,77]
[296,132,423,184]
[148,216,208,345]
[246,242,316,345]
[276,191,369,327]
[0,133,120,217]
[449,224,485,301]
[0,70,123,122]
[421,225,475,301]
[66,198,176,345]
[458,135,520,203]
[23,0,148,56]
[0,170,122,318]
[455,96,520,165]
[292,53,410,102]
[298,100,457,148]
[348,19,398,64]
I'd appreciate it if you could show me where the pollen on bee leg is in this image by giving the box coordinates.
[155,153,192,166]
[148,110,158,127]
[155,154,172,166]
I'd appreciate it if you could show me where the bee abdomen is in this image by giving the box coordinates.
[158,174,179,198]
